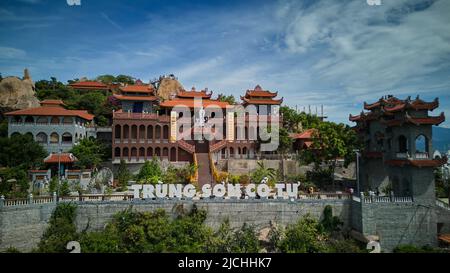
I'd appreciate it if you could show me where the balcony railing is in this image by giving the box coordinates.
[415,152,429,159]
[113,112,170,122]
[396,152,409,159]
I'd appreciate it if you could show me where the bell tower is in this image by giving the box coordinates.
[350,95,446,205]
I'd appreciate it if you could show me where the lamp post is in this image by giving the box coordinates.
[58,148,62,196]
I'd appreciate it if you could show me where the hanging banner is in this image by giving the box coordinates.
[170,110,177,142]
[226,111,234,142]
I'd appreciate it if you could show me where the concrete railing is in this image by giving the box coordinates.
[1,192,353,208]
[355,192,413,203]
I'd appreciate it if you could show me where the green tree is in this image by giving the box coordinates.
[70,138,107,169]
[116,75,135,85]
[59,180,71,196]
[250,161,277,185]
[116,160,131,191]
[277,215,326,253]
[96,74,116,84]
[37,203,78,253]
[0,134,47,170]
[0,119,8,138]
[231,223,260,253]
[0,167,30,198]
[319,205,343,233]
[299,122,359,190]
[136,157,163,184]
[217,93,236,105]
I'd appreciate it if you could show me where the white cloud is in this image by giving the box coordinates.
[279,0,450,98]
[0,47,26,59]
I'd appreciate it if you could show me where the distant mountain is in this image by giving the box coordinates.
[433,126,450,153]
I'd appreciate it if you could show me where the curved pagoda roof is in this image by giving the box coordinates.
[240,85,283,105]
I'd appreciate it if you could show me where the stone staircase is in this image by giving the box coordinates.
[196,153,213,187]
[178,139,195,154]
[209,139,227,153]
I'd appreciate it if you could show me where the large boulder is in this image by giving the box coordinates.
[156,75,184,101]
[0,69,40,111]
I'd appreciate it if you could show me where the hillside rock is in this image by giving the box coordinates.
[156,76,184,101]
[0,69,40,111]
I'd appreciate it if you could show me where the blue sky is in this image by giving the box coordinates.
[1,0,449,126]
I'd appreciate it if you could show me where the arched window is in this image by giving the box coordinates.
[50,116,60,124]
[147,147,153,157]
[131,125,137,139]
[114,147,121,157]
[155,147,161,156]
[24,116,34,123]
[415,135,428,154]
[243,147,248,158]
[163,147,169,157]
[131,147,137,157]
[139,147,145,158]
[36,117,48,124]
[155,126,161,139]
[123,147,129,157]
[170,147,176,161]
[11,132,21,138]
[123,125,129,139]
[398,135,408,153]
[147,125,153,139]
[115,125,121,139]
[50,132,59,144]
[229,147,234,158]
[139,125,145,140]
[163,125,169,140]
[36,132,48,144]
[62,132,72,143]
[221,148,226,159]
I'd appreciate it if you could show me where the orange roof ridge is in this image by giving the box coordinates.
[119,84,154,93]
[5,105,94,121]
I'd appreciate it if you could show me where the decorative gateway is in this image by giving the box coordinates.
[130,182,301,199]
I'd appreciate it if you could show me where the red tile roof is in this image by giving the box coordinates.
[113,94,158,101]
[5,103,94,120]
[177,89,212,99]
[383,112,445,127]
[44,153,78,164]
[290,129,316,139]
[438,234,450,244]
[119,85,154,93]
[245,85,278,98]
[40,100,66,106]
[241,97,283,105]
[160,99,229,108]
[385,156,447,167]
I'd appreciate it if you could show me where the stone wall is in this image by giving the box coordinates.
[357,200,438,251]
[0,199,350,252]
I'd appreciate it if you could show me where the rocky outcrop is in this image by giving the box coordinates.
[0,69,40,111]
[156,75,184,101]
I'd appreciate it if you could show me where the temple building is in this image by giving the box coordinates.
[5,99,95,154]
[349,95,447,203]
[111,84,283,184]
